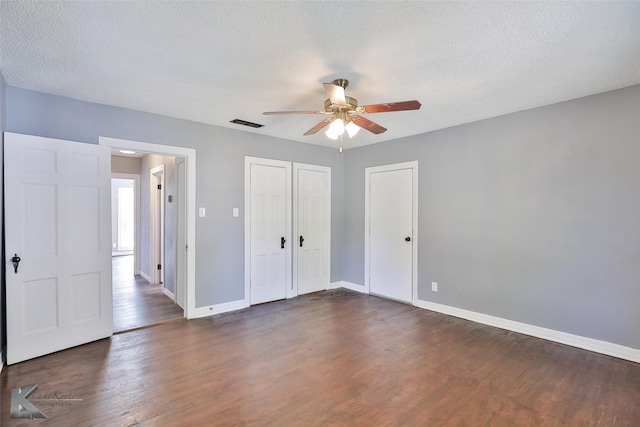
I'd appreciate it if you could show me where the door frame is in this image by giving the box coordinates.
[364,161,419,304]
[99,137,196,319]
[175,158,187,309]
[293,162,331,296]
[112,173,141,274]
[244,156,293,305]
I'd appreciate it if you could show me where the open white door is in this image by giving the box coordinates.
[5,132,113,364]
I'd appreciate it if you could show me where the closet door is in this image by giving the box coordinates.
[294,163,331,295]
[245,157,292,304]
[365,161,418,304]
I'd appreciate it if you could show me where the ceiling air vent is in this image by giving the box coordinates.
[230,119,264,128]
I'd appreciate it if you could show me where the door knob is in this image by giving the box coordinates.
[405,237,411,242]
[281,237,286,249]
[299,236,305,247]
[11,254,21,274]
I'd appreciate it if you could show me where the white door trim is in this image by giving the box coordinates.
[112,173,141,275]
[99,137,196,319]
[175,158,187,309]
[293,162,331,297]
[244,156,293,305]
[364,161,419,304]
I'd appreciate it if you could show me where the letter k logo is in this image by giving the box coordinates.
[10,384,47,419]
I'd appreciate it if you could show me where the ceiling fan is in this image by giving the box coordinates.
[263,79,421,140]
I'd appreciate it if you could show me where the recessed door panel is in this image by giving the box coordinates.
[23,183,58,258]
[23,278,59,335]
[71,185,101,252]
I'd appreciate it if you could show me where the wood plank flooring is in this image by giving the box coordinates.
[2,289,639,426]
[112,255,183,333]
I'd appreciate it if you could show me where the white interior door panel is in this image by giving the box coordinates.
[5,132,112,364]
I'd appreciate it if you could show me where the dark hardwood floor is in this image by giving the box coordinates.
[112,255,183,333]
[2,289,639,426]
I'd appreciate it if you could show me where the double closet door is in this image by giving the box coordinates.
[245,157,331,305]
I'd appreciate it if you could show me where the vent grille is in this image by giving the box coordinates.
[230,119,264,128]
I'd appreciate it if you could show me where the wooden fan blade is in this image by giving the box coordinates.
[263,110,322,115]
[350,115,387,134]
[359,100,421,113]
[304,117,334,135]
[323,83,346,105]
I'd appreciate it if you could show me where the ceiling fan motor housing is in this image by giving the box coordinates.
[324,96,358,113]
[332,78,349,89]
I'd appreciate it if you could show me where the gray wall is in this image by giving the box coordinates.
[343,85,640,349]
[0,74,5,361]
[5,83,638,350]
[112,155,141,174]
[5,86,345,308]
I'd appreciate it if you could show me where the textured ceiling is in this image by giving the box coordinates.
[1,1,639,149]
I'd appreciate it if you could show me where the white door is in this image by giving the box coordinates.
[294,163,331,295]
[246,158,291,304]
[366,162,418,303]
[5,132,113,364]
[150,165,165,285]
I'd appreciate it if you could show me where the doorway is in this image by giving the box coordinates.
[365,161,418,304]
[111,159,183,332]
[101,137,196,320]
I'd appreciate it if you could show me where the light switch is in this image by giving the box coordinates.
[232,208,239,217]
[199,207,206,217]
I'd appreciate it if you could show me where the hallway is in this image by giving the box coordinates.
[112,255,183,332]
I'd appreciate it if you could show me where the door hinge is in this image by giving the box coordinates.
[157,184,162,190]
[157,264,162,270]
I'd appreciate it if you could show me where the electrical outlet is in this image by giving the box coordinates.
[431,281,438,292]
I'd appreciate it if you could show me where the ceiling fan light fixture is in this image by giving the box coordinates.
[345,121,360,138]
[264,78,420,140]
[325,118,345,139]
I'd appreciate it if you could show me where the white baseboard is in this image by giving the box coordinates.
[139,271,151,282]
[163,288,175,301]
[192,299,249,319]
[0,351,3,374]
[330,281,368,293]
[415,299,640,364]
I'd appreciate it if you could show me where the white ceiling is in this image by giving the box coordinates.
[1,1,639,149]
